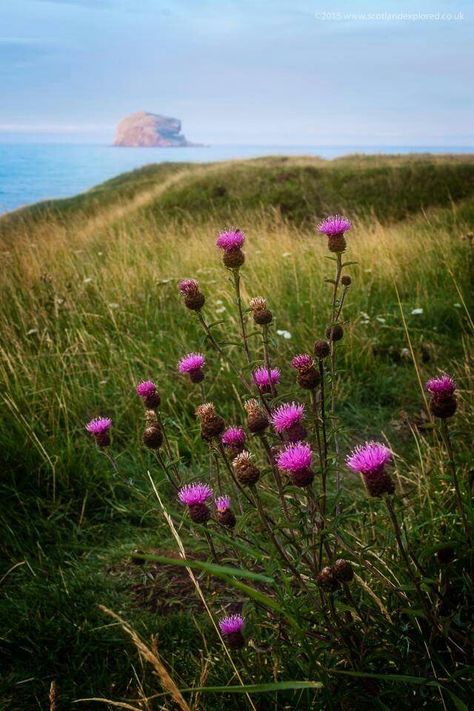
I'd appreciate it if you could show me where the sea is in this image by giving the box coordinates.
[0,142,472,214]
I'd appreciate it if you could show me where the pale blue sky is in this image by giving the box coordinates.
[1,0,472,144]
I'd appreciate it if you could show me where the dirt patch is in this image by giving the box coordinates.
[107,549,237,615]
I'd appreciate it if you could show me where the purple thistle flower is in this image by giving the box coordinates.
[216,230,245,252]
[178,482,213,506]
[136,380,157,398]
[426,375,456,397]
[221,426,246,450]
[252,366,280,393]
[86,417,112,435]
[215,495,231,513]
[291,354,313,371]
[178,278,199,296]
[346,441,395,497]
[318,215,352,236]
[219,614,245,635]
[276,441,312,473]
[178,352,206,374]
[271,402,305,433]
[346,441,392,475]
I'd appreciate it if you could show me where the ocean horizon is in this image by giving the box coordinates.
[1,142,473,214]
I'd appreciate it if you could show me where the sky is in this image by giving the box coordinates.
[0,0,472,145]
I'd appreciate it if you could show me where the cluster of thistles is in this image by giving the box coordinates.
[177,483,236,528]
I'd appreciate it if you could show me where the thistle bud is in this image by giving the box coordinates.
[136,380,161,409]
[219,614,245,649]
[196,403,225,441]
[291,354,320,390]
[216,230,246,270]
[86,417,112,447]
[341,275,352,287]
[233,451,261,486]
[426,375,457,419]
[316,566,338,592]
[142,410,164,449]
[250,296,273,325]
[333,559,354,583]
[314,340,330,359]
[244,399,269,434]
[346,441,395,498]
[215,496,236,529]
[317,215,352,254]
[326,324,344,342]
[178,482,213,524]
[179,279,205,311]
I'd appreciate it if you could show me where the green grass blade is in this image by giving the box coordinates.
[131,552,274,583]
[178,681,323,694]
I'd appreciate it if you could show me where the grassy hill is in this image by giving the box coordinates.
[0,155,473,709]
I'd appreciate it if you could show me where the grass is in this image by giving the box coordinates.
[0,155,473,709]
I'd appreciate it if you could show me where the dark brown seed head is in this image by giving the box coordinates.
[326,324,344,342]
[143,391,161,409]
[316,566,338,591]
[327,233,347,253]
[244,399,269,434]
[143,424,164,450]
[223,249,245,269]
[297,366,321,390]
[196,403,225,440]
[189,503,211,524]
[184,291,205,311]
[95,431,111,448]
[290,467,315,488]
[217,509,236,529]
[189,368,205,384]
[363,469,395,497]
[341,275,352,287]
[250,296,273,325]
[333,559,354,583]
[233,451,261,486]
[314,339,331,359]
[225,630,245,649]
[429,396,457,419]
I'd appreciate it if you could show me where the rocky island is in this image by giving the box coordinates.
[113,111,198,147]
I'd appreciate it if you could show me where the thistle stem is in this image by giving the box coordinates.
[232,269,251,365]
[441,419,471,541]
[262,324,276,398]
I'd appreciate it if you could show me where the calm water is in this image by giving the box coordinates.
[1,143,472,213]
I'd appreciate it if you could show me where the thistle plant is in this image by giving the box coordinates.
[85,214,472,709]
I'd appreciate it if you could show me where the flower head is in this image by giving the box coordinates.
[291,354,313,371]
[346,441,392,475]
[221,426,246,449]
[178,353,206,374]
[318,215,352,236]
[136,380,157,399]
[179,279,200,296]
[86,417,112,435]
[178,482,213,507]
[216,230,245,252]
[276,441,312,473]
[219,614,245,635]
[215,495,231,513]
[252,366,280,391]
[271,402,305,434]
[426,375,456,397]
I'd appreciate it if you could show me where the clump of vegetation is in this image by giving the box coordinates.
[0,157,472,709]
[82,216,472,709]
